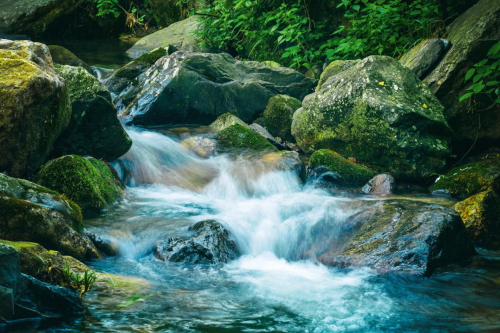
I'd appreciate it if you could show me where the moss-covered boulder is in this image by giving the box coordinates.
[309,149,377,186]
[118,51,314,126]
[315,60,357,92]
[455,190,500,249]
[422,0,500,152]
[400,39,449,79]
[48,45,94,75]
[0,173,98,260]
[51,65,132,161]
[210,112,249,132]
[430,156,500,198]
[292,56,451,180]
[261,61,281,68]
[105,47,171,95]
[263,95,302,141]
[217,124,278,152]
[0,39,71,178]
[36,155,124,214]
[315,200,476,276]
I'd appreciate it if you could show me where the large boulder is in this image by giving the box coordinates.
[315,200,476,276]
[36,155,124,214]
[263,94,302,141]
[48,45,94,75]
[126,16,203,59]
[455,190,500,249]
[0,173,99,260]
[422,0,500,152]
[430,155,500,198]
[50,65,132,161]
[292,56,451,180]
[217,124,278,153]
[118,51,314,126]
[0,39,71,178]
[362,174,396,196]
[154,220,238,265]
[400,39,450,79]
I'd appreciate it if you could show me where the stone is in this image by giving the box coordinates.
[422,0,500,152]
[260,151,305,179]
[309,149,377,187]
[455,190,500,249]
[210,112,250,132]
[0,39,71,178]
[362,174,396,195]
[292,56,451,180]
[261,61,281,67]
[118,51,314,126]
[0,173,98,260]
[400,38,449,79]
[315,200,476,276]
[180,133,218,158]
[154,220,238,264]
[0,243,20,322]
[36,155,124,214]
[429,155,500,199]
[126,16,203,59]
[217,124,278,153]
[316,60,357,92]
[250,123,286,150]
[50,65,132,161]
[263,94,302,141]
[48,45,94,75]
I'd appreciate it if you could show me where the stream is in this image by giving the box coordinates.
[12,41,500,332]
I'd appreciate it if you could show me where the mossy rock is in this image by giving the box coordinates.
[316,60,357,92]
[217,124,278,152]
[36,155,124,214]
[430,156,500,199]
[48,45,94,75]
[261,61,281,68]
[309,149,377,186]
[263,95,302,141]
[210,113,249,132]
[455,190,500,249]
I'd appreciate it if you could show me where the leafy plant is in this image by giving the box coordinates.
[62,258,99,300]
[460,41,500,109]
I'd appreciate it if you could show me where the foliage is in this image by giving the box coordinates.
[460,41,500,108]
[91,0,122,18]
[62,258,99,300]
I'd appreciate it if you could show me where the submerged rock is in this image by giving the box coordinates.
[154,220,238,265]
[48,45,94,75]
[309,149,376,187]
[263,94,302,141]
[0,39,71,178]
[36,155,124,214]
[217,124,278,153]
[429,155,500,199]
[51,65,132,161]
[118,51,314,126]
[316,200,476,276]
[362,174,396,195]
[180,133,218,158]
[0,173,98,260]
[455,190,500,249]
[292,55,451,180]
[400,38,449,79]
[260,151,305,179]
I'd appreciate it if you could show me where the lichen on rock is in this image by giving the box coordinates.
[263,95,302,141]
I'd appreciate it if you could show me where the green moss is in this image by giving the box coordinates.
[309,149,377,186]
[261,61,281,68]
[136,47,169,65]
[263,95,302,141]
[316,60,358,92]
[210,112,249,132]
[217,124,277,152]
[430,156,500,198]
[36,155,123,213]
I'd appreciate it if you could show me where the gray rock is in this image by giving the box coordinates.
[180,133,218,158]
[48,45,95,75]
[362,174,396,195]
[292,56,451,180]
[400,38,449,79]
[118,51,314,126]
[210,113,250,132]
[250,123,286,150]
[315,200,476,276]
[154,220,238,265]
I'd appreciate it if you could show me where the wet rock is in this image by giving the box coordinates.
[154,220,238,265]
[263,95,302,142]
[309,150,376,187]
[48,45,94,75]
[292,56,451,180]
[51,65,132,161]
[455,190,500,249]
[0,173,98,260]
[0,39,71,178]
[362,174,396,195]
[126,16,203,59]
[316,200,476,277]
[118,51,314,126]
[180,133,218,158]
[422,0,500,152]
[260,151,305,179]
[217,124,278,153]
[36,155,124,214]
[210,112,250,132]
[250,123,286,150]
[400,39,449,79]
[85,230,119,256]
[429,155,500,199]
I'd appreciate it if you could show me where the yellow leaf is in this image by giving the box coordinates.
[379,81,385,86]
[423,103,428,108]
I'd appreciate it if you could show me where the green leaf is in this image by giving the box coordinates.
[464,68,475,82]
[353,5,361,12]
[459,92,473,102]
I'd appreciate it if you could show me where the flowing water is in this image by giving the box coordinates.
[16,127,497,333]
